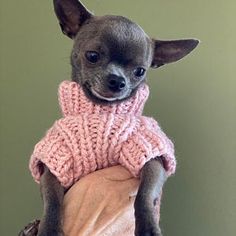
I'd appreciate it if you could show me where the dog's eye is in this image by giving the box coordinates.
[134,67,146,78]
[85,51,100,64]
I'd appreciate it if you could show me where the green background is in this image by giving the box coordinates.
[0,0,235,235]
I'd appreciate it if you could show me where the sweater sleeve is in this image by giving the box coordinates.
[29,121,74,188]
[119,116,176,178]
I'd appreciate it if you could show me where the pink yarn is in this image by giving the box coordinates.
[29,80,176,188]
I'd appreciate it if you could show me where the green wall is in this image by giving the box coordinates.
[0,0,235,235]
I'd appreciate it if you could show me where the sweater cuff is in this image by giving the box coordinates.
[119,119,176,177]
[29,126,74,188]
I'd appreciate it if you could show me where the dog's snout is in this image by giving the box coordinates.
[107,74,126,92]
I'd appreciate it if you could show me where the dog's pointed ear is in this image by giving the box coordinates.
[151,39,200,68]
[53,0,93,39]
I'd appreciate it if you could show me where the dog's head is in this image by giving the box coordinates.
[53,0,199,103]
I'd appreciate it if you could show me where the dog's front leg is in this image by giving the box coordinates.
[134,157,168,236]
[37,165,65,236]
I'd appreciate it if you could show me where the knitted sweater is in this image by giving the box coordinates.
[29,80,176,188]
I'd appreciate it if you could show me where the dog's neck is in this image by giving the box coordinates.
[58,80,149,116]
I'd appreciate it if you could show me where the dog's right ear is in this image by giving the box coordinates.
[53,0,93,39]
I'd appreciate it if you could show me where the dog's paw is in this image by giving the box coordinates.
[135,222,162,236]
[135,210,162,236]
[37,228,64,236]
[37,231,63,236]
[37,230,63,236]
[18,219,40,236]
[37,226,64,236]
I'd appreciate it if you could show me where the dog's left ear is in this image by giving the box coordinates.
[151,39,199,68]
[53,0,93,39]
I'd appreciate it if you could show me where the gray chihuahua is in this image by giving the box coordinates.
[19,0,199,236]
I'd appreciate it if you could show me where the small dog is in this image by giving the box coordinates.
[20,1,199,236]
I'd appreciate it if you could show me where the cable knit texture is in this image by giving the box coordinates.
[29,80,176,188]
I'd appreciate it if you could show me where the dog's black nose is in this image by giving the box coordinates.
[107,74,126,92]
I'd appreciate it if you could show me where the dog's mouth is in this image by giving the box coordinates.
[90,88,122,101]
[83,82,126,103]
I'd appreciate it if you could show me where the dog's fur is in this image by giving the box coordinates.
[20,1,199,235]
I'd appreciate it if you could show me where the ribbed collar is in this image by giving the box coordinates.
[58,80,149,116]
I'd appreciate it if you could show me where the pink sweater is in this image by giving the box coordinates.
[29,81,176,188]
